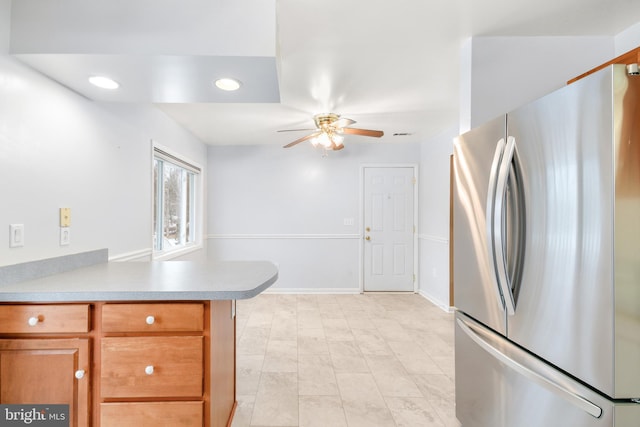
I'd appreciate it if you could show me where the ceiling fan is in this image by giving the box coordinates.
[279,113,384,151]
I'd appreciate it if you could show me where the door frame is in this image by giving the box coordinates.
[359,164,419,293]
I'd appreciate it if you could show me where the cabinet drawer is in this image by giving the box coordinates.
[0,304,90,334]
[101,336,203,398]
[100,401,203,427]
[102,303,204,332]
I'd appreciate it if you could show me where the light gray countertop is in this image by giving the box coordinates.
[0,260,278,302]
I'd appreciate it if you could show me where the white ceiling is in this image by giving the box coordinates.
[7,0,640,147]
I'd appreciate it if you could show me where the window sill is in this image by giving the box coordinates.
[152,243,203,261]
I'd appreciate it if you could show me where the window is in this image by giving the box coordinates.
[153,146,201,257]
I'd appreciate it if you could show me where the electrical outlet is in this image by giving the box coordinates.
[9,224,24,248]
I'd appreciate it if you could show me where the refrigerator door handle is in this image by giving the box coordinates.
[456,316,603,419]
[493,136,517,316]
[486,137,507,311]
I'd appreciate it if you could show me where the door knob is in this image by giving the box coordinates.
[365,236,370,241]
[366,227,371,232]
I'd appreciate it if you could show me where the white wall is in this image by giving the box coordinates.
[460,36,613,131]
[0,0,9,54]
[615,22,640,55]
[418,126,456,309]
[0,53,207,266]
[206,142,421,292]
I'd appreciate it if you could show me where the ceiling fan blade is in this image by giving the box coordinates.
[283,131,321,148]
[277,128,316,132]
[332,118,356,128]
[333,143,345,151]
[341,128,384,138]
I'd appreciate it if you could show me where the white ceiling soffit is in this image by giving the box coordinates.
[14,54,280,103]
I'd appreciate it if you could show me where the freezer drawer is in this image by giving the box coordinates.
[455,312,640,427]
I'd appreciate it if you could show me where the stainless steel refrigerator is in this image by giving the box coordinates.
[453,64,640,426]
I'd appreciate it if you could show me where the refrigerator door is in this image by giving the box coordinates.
[453,115,509,335]
[455,312,640,427]
[505,66,621,396]
[613,64,640,398]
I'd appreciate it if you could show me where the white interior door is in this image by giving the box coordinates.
[363,166,415,292]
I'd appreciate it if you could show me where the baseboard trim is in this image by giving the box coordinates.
[207,234,360,240]
[263,287,362,295]
[418,289,454,313]
[418,234,449,243]
[109,248,152,262]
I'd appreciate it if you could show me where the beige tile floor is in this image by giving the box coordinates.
[231,293,461,427]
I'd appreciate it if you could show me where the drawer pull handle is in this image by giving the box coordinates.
[145,365,154,375]
[146,315,155,325]
[27,316,40,327]
[74,370,85,380]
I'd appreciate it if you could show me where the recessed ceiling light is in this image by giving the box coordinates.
[214,78,241,91]
[88,75,120,90]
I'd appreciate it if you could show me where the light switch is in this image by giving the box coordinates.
[60,227,70,246]
[60,208,71,227]
[9,224,24,248]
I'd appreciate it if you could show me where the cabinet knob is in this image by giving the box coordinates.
[145,315,155,325]
[74,370,85,380]
[27,316,40,326]
[145,365,154,375]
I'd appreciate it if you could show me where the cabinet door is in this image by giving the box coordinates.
[0,338,90,427]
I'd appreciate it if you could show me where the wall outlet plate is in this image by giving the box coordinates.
[60,208,71,227]
[9,224,24,248]
[60,227,70,246]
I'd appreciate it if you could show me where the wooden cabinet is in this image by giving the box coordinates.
[0,301,236,427]
[99,302,206,427]
[0,305,91,427]
[98,301,236,427]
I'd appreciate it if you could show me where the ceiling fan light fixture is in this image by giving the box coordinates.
[311,131,344,150]
[313,132,332,148]
[88,75,119,90]
[281,113,383,150]
[214,78,242,91]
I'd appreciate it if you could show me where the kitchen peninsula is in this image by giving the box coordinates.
[0,258,279,427]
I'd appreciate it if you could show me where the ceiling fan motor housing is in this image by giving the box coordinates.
[314,113,340,129]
